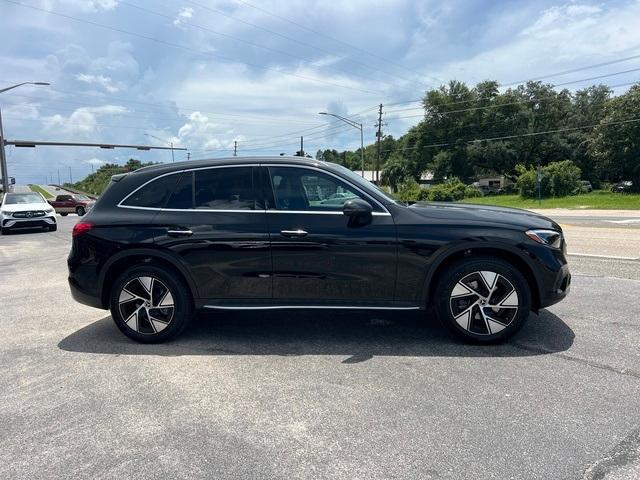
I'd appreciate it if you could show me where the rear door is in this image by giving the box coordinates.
[261,164,398,306]
[152,165,272,304]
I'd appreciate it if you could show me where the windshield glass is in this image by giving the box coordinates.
[4,193,44,205]
[74,195,90,201]
[325,162,400,205]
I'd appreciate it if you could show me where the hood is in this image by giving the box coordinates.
[408,202,561,231]
[1,202,52,212]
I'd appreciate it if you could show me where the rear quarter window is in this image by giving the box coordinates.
[121,173,180,208]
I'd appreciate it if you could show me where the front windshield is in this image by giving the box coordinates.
[325,162,400,205]
[4,193,44,205]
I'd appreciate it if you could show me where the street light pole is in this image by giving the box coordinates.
[0,82,50,193]
[318,112,364,178]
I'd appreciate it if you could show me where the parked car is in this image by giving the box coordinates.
[48,194,95,216]
[579,180,593,193]
[1,192,57,234]
[611,181,633,193]
[68,157,570,344]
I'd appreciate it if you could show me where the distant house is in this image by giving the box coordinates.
[355,170,435,186]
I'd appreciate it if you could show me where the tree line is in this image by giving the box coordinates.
[317,81,640,193]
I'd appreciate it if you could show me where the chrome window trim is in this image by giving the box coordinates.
[117,164,260,209]
[116,162,392,217]
[264,163,390,215]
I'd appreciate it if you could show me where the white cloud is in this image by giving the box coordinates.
[84,158,107,165]
[42,105,128,135]
[75,73,120,92]
[173,7,194,28]
[56,0,119,12]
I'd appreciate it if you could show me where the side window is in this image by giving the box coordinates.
[194,167,255,210]
[268,167,365,211]
[121,174,179,208]
[165,172,193,209]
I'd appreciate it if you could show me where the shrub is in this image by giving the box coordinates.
[516,160,581,198]
[425,178,471,202]
[396,177,422,202]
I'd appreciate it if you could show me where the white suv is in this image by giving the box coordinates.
[1,192,57,234]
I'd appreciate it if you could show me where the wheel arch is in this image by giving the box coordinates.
[99,248,198,309]
[422,243,542,312]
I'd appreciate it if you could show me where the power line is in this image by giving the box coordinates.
[385,79,639,120]
[183,0,429,88]
[232,0,441,82]
[384,117,640,153]
[3,0,383,96]
[117,0,399,88]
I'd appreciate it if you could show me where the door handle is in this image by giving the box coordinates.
[167,228,193,237]
[280,229,308,238]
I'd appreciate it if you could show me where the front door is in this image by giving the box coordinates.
[153,165,272,303]
[262,165,398,306]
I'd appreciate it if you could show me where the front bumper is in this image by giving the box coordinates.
[538,263,571,308]
[1,215,56,229]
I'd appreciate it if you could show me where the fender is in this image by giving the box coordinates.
[98,247,200,303]
[419,240,543,306]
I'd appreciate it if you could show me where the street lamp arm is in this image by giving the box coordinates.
[0,82,50,94]
[318,112,361,130]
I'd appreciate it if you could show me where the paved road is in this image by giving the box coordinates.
[1,217,639,479]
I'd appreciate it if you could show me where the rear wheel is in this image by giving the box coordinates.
[48,224,57,232]
[109,265,193,343]
[434,257,531,343]
[1,227,9,235]
[76,206,86,216]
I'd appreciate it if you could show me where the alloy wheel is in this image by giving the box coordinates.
[118,276,175,334]
[449,270,519,335]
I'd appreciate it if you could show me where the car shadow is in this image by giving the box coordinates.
[58,309,574,361]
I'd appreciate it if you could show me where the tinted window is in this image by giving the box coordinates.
[166,172,193,209]
[122,173,179,208]
[268,167,366,211]
[194,167,254,210]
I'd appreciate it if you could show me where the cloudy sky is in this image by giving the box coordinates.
[1,0,640,184]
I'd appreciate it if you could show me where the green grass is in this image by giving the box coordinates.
[459,190,640,209]
[28,184,53,199]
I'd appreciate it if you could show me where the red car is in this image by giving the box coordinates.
[48,194,95,216]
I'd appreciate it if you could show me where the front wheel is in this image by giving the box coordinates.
[434,257,531,343]
[48,224,57,232]
[110,265,193,343]
[60,213,68,217]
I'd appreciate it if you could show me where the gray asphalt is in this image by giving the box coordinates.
[1,216,639,479]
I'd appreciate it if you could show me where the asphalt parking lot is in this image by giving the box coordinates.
[1,215,639,479]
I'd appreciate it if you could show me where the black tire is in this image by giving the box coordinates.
[60,213,68,217]
[434,256,531,343]
[109,265,193,343]
[48,224,57,232]
[76,206,86,216]
[1,227,9,235]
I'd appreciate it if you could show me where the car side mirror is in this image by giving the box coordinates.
[343,198,373,225]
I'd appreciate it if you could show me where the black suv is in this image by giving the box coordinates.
[68,157,570,343]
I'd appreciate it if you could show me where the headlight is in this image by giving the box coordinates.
[45,207,55,213]
[1,210,11,217]
[526,229,562,248]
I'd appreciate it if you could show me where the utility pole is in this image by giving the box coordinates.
[57,169,61,185]
[375,104,384,184]
[68,166,72,184]
[187,152,191,161]
[233,140,238,156]
[300,136,304,156]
